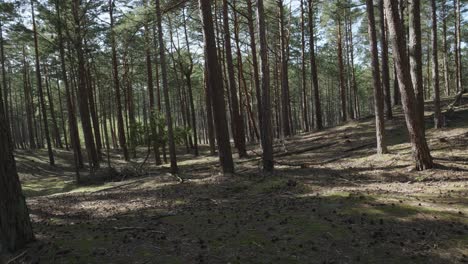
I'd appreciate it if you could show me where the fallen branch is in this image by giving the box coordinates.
[7,250,27,264]
[113,227,165,233]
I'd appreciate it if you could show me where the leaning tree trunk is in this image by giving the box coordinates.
[199,0,234,174]
[384,0,433,170]
[367,0,388,155]
[0,107,34,253]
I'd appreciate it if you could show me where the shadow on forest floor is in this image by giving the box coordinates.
[4,97,468,263]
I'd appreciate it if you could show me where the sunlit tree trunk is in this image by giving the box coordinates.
[366,0,388,155]
[384,0,433,170]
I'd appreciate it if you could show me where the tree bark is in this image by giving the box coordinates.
[408,0,425,127]
[31,0,54,166]
[379,0,393,120]
[308,0,323,130]
[384,0,433,170]
[431,0,442,128]
[0,113,34,254]
[199,0,234,174]
[366,0,388,155]
[156,0,178,174]
[109,0,129,161]
[257,0,274,172]
[222,0,247,158]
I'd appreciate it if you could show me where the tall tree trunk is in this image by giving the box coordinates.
[0,22,12,142]
[182,8,199,156]
[454,0,462,93]
[72,0,99,169]
[300,0,309,132]
[44,65,62,149]
[0,112,34,253]
[247,0,263,137]
[56,0,82,175]
[204,62,216,156]
[337,17,347,123]
[22,48,36,149]
[278,0,292,137]
[367,0,388,155]
[384,0,433,170]
[156,0,178,174]
[408,0,425,127]
[144,0,162,165]
[431,0,442,128]
[308,0,323,130]
[199,0,234,174]
[31,0,54,166]
[257,0,274,172]
[379,0,393,119]
[442,0,450,96]
[222,0,247,158]
[109,0,129,161]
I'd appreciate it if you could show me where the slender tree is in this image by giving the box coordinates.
[199,0,234,174]
[109,0,129,161]
[384,0,433,170]
[31,0,54,166]
[308,0,322,130]
[408,0,425,126]
[431,0,442,128]
[379,0,393,119]
[156,0,178,174]
[222,0,247,158]
[366,0,388,155]
[257,0,274,172]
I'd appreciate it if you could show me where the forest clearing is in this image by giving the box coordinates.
[0,0,466,263]
[2,97,467,263]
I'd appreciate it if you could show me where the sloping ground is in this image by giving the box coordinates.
[5,97,468,264]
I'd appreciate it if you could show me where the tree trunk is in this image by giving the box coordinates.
[144,0,162,165]
[72,0,99,169]
[384,0,433,170]
[454,0,462,93]
[247,0,263,137]
[222,0,247,158]
[257,0,274,172]
[300,0,309,132]
[408,0,425,127]
[366,0,388,155]
[109,0,129,161]
[308,0,323,130]
[56,0,82,175]
[337,17,347,123]
[199,0,234,174]
[31,1,54,166]
[379,0,393,120]
[156,0,178,174]
[0,113,34,253]
[431,0,442,128]
[442,0,450,96]
[278,0,292,137]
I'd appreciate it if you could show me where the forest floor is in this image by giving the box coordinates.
[4,97,468,264]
